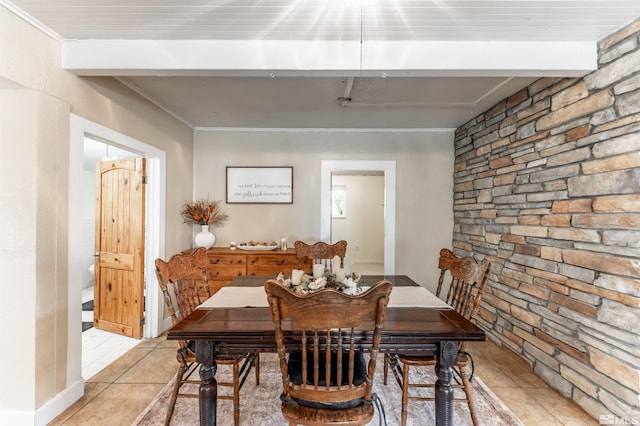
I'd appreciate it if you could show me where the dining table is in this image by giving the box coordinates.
[166,275,486,426]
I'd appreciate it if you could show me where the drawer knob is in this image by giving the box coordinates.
[275,260,285,265]
[210,259,220,264]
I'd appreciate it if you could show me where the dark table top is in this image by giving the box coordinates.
[167,275,486,354]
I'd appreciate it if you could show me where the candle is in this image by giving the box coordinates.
[335,268,346,283]
[313,264,325,279]
[291,269,304,285]
[331,256,341,272]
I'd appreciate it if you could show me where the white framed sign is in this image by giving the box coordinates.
[226,166,293,204]
[331,186,346,218]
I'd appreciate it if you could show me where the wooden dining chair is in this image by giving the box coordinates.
[294,240,347,272]
[265,279,392,426]
[383,248,490,426]
[155,248,259,426]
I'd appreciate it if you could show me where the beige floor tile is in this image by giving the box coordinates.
[87,346,154,383]
[48,382,110,426]
[157,337,180,348]
[527,388,599,425]
[473,361,519,388]
[59,383,165,426]
[134,334,172,348]
[115,347,178,384]
[490,385,557,425]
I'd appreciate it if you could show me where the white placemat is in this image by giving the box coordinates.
[198,285,451,309]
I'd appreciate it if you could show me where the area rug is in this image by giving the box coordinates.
[133,353,523,426]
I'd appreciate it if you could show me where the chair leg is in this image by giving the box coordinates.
[255,352,260,386]
[233,360,240,426]
[459,365,479,426]
[165,364,185,426]
[383,354,389,385]
[401,362,410,426]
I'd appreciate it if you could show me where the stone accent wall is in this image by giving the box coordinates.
[453,19,640,421]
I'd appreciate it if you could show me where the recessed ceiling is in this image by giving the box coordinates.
[5,0,640,129]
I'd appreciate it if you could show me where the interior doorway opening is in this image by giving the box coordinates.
[320,160,396,275]
[331,172,385,275]
[82,137,142,334]
[69,114,166,383]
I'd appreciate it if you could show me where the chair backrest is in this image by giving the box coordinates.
[265,279,392,407]
[294,240,347,271]
[435,248,490,321]
[155,247,211,350]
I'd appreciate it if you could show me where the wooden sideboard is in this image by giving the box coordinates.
[182,247,309,293]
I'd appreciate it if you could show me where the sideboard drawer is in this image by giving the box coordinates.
[246,254,310,276]
[206,254,246,280]
[180,247,301,285]
[246,255,295,276]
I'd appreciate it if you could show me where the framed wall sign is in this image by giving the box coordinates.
[226,166,293,204]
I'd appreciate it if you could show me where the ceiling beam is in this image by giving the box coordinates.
[62,39,597,78]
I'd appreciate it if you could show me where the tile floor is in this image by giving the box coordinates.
[82,328,141,380]
[51,335,598,425]
[81,285,141,380]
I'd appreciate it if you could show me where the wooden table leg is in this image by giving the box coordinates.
[435,340,458,426]
[196,340,218,426]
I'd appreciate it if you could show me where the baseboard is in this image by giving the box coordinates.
[34,378,84,426]
[350,260,384,265]
[0,378,84,425]
[162,316,173,333]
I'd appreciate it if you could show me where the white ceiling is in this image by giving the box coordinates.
[5,1,640,129]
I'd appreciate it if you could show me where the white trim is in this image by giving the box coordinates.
[162,315,174,334]
[33,379,84,426]
[321,160,396,275]
[144,149,166,338]
[195,127,456,133]
[61,39,596,77]
[0,0,63,40]
[4,365,83,423]
[68,114,167,393]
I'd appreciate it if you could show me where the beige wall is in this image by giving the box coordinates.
[193,130,455,289]
[0,6,193,422]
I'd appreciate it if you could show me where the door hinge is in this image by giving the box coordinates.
[140,316,145,326]
[142,175,148,184]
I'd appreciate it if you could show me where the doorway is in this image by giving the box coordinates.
[331,173,385,274]
[82,138,142,333]
[320,160,396,275]
[69,114,166,383]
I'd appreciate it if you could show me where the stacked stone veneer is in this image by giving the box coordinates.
[453,19,640,420]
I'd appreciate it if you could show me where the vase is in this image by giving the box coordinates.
[194,224,216,249]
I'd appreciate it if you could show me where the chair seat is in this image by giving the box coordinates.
[281,398,374,426]
[396,351,469,366]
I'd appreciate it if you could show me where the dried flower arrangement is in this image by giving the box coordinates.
[180,198,229,226]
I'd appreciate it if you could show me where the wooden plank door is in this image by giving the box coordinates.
[94,158,146,338]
